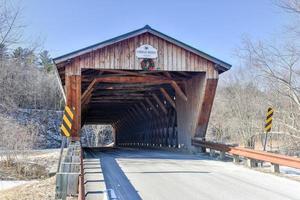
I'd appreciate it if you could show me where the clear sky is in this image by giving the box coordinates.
[16,0,289,66]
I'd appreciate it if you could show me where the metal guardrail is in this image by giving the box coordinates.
[192,139,300,169]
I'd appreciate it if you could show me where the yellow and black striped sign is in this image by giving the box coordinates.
[60,106,75,137]
[264,107,274,133]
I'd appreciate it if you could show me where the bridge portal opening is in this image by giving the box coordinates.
[81,124,115,147]
[54,25,231,151]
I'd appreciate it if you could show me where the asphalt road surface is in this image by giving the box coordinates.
[84,148,300,200]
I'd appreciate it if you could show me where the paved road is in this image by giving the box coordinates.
[84,148,300,200]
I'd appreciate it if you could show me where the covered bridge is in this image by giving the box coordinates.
[54,25,231,151]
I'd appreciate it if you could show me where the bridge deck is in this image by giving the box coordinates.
[83,148,300,200]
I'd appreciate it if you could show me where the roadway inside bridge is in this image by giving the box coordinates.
[84,148,300,200]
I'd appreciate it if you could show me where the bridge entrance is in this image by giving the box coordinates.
[54,25,231,151]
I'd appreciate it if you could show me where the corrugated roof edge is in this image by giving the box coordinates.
[53,25,231,72]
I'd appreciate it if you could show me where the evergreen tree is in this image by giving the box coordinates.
[39,50,54,72]
[0,43,8,60]
[12,47,37,66]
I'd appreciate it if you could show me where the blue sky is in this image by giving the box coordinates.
[17,0,289,66]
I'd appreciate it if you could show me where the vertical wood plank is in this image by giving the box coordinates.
[181,48,186,71]
[172,45,177,71]
[104,47,109,69]
[95,50,99,68]
[134,35,140,70]
[186,51,190,71]
[167,42,172,71]
[163,40,168,71]
[129,38,134,69]
[124,40,130,70]
[177,47,182,71]
[114,41,119,69]
[158,38,164,70]
[110,45,115,69]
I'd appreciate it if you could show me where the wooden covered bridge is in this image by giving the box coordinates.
[54,25,231,151]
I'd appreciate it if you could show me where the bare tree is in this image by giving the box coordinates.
[0,114,38,165]
[208,69,266,148]
[233,36,299,154]
[81,125,114,147]
[0,0,22,50]
[277,0,300,14]
[207,0,300,154]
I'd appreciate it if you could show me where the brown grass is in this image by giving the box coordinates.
[0,176,55,200]
[0,161,48,180]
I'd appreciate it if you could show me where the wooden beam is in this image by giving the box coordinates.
[127,109,138,124]
[131,107,144,121]
[99,69,164,78]
[93,93,149,97]
[145,98,160,116]
[177,72,193,77]
[95,76,170,84]
[152,93,167,114]
[89,100,137,103]
[163,72,172,78]
[81,79,97,102]
[139,102,152,118]
[134,104,148,120]
[160,88,176,109]
[82,92,92,106]
[92,89,156,95]
[171,81,187,101]
[92,96,146,100]
[95,83,164,90]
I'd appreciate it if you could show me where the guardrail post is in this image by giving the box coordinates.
[246,158,257,168]
[233,155,239,164]
[271,163,280,173]
[209,149,215,157]
[219,151,225,160]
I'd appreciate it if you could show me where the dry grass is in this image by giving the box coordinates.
[0,149,60,180]
[0,149,67,200]
[0,161,48,180]
[0,176,55,200]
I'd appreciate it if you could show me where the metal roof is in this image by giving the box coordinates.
[53,25,231,72]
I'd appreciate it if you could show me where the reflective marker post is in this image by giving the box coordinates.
[263,107,274,151]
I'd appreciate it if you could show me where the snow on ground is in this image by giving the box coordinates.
[280,166,300,176]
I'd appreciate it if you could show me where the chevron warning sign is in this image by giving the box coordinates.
[60,106,75,137]
[264,107,274,133]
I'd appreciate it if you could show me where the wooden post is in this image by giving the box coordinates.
[271,163,280,173]
[233,155,240,164]
[219,151,225,160]
[65,61,81,140]
[195,78,218,138]
[246,158,257,168]
[176,73,205,150]
[176,69,218,151]
[209,149,215,157]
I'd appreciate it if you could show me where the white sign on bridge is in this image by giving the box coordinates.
[135,44,158,59]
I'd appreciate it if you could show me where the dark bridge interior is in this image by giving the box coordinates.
[78,69,201,147]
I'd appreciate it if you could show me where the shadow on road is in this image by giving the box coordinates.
[128,171,211,174]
